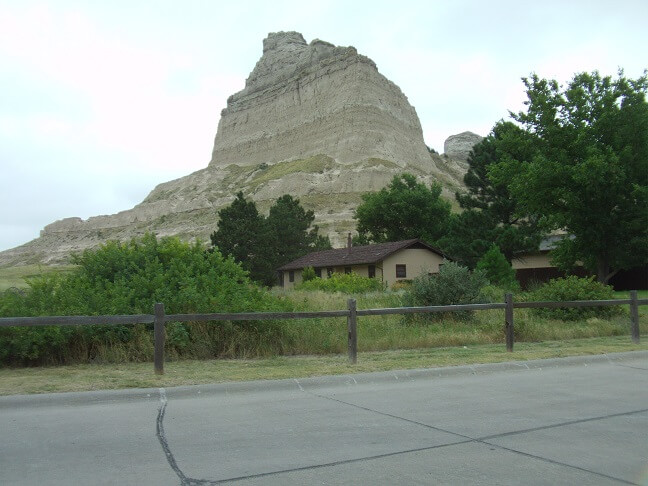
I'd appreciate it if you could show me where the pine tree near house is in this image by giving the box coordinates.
[210,193,331,286]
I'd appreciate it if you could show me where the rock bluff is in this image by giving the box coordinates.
[210,32,433,171]
[0,32,477,266]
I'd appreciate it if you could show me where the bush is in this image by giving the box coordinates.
[476,245,520,290]
[0,234,294,365]
[403,262,488,321]
[528,275,622,320]
[301,266,316,283]
[296,272,385,294]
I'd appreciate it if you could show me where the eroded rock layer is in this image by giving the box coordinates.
[1,32,474,267]
[211,32,433,171]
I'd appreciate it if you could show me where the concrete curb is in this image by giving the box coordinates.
[1,350,646,408]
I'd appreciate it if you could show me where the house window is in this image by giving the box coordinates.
[289,270,295,283]
[344,266,352,274]
[396,264,407,279]
[279,271,284,287]
[368,265,376,278]
[327,267,333,277]
[315,268,322,278]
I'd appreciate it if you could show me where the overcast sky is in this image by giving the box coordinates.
[1,0,646,252]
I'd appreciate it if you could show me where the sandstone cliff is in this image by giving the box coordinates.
[0,32,479,267]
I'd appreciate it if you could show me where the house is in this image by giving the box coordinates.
[277,237,449,289]
[511,235,588,289]
[512,235,647,290]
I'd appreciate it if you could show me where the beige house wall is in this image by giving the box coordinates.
[382,249,445,287]
[280,263,382,290]
[511,253,552,270]
[279,248,444,290]
[280,268,304,290]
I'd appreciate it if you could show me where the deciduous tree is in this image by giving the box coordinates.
[354,174,451,245]
[506,70,648,283]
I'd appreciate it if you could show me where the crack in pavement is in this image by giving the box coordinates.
[156,380,645,485]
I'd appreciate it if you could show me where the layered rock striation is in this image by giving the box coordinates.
[211,32,433,171]
[1,32,478,267]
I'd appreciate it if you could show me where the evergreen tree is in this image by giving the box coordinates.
[210,192,275,285]
[438,121,543,267]
[266,195,331,272]
[211,193,331,286]
[476,244,519,290]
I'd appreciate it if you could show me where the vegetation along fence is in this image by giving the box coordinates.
[0,291,645,375]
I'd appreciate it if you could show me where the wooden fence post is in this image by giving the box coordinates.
[154,302,165,375]
[505,293,514,352]
[347,298,358,364]
[630,290,640,344]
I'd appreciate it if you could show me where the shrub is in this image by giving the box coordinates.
[301,266,316,283]
[528,275,622,320]
[476,245,520,290]
[391,280,412,291]
[403,262,488,321]
[296,272,385,293]
[0,234,294,365]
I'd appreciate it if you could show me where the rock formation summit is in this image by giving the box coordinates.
[1,31,476,266]
[210,31,433,171]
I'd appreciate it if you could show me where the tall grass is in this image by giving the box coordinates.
[2,288,645,366]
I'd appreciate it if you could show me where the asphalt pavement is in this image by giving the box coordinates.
[1,351,647,485]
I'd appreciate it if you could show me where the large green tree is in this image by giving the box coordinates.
[505,70,648,283]
[266,194,331,269]
[439,121,543,267]
[354,173,451,245]
[211,193,331,286]
[210,192,275,284]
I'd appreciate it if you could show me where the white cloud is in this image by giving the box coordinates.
[0,0,646,251]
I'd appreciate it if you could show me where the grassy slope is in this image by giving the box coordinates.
[0,264,77,291]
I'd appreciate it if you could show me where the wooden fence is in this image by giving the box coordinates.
[0,291,645,375]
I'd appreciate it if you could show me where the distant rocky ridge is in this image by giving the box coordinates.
[0,32,482,267]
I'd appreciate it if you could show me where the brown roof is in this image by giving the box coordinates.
[277,239,448,271]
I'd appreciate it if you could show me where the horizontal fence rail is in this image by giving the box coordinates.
[165,310,350,322]
[0,314,154,327]
[0,292,645,374]
[357,303,506,316]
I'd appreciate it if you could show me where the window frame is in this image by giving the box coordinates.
[395,264,407,279]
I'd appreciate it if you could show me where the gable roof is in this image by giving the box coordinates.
[277,239,447,271]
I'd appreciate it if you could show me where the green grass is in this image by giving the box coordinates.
[249,155,336,187]
[360,158,401,170]
[2,280,646,391]
[0,264,77,291]
[0,336,644,396]
[273,289,647,355]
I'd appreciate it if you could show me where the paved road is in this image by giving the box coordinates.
[1,352,647,485]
